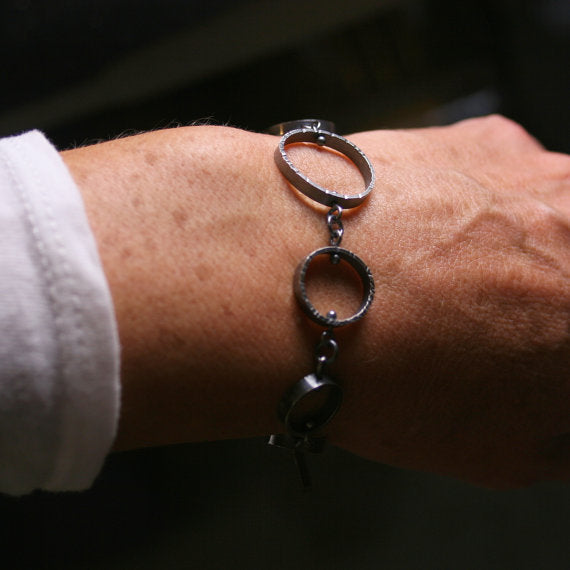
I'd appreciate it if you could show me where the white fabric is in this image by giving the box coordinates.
[0,131,120,495]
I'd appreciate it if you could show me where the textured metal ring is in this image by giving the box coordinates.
[294,246,375,328]
[266,119,336,136]
[278,373,343,435]
[275,128,375,208]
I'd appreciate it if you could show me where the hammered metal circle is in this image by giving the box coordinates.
[294,246,375,328]
[275,128,375,208]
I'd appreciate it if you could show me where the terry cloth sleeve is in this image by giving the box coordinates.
[0,131,120,496]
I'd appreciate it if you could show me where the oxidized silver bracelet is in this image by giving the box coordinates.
[267,119,375,489]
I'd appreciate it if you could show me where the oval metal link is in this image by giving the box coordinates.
[274,128,375,208]
[277,372,343,436]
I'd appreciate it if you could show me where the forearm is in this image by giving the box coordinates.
[61,125,380,450]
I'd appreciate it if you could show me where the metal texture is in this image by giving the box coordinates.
[294,246,375,328]
[266,118,336,136]
[267,119,376,490]
[277,372,343,436]
[274,128,375,208]
[315,329,339,378]
[268,433,327,454]
[326,203,344,247]
[267,432,328,491]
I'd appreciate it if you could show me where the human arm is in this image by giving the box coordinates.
[62,116,570,488]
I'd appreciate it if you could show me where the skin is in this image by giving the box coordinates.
[61,115,570,489]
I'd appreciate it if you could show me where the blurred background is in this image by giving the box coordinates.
[1,0,569,568]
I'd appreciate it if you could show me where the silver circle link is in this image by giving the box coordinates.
[274,128,375,208]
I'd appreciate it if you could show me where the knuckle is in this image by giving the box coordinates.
[487,114,537,142]
[537,150,570,180]
[465,114,543,151]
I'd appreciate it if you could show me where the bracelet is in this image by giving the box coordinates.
[267,119,375,489]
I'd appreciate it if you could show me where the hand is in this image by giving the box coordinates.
[328,115,570,488]
[63,116,570,489]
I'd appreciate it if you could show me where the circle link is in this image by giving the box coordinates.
[277,373,343,435]
[294,246,375,328]
[275,129,375,208]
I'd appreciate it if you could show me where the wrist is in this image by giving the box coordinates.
[63,126,336,448]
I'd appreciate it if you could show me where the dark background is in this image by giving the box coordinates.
[1,0,568,150]
[1,1,569,568]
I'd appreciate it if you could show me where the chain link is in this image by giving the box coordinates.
[326,203,344,247]
[315,329,339,378]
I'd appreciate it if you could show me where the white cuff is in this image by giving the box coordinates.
[0,131,120,495]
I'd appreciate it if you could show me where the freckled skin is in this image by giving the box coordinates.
[172,209,188,228]
[194,263,213,282]
[62,116,570,489]
[145,151,158,166]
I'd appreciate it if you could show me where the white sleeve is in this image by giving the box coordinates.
[0,131,120,496]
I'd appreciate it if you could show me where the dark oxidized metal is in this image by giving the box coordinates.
[294,246,375,328]
[277,372,343,436]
